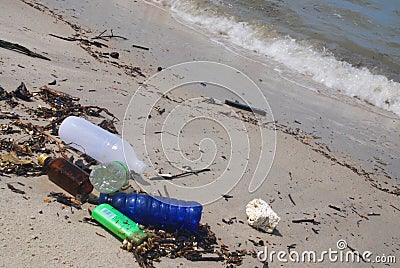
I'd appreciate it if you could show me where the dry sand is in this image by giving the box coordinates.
[0,0,398,267]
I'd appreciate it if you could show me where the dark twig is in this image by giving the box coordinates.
[328,205,341,212]
[225,100,266,116]
[288,194,296,206]
[292,219,320,225]
[132,44,150,50]
[92,29,128,40]
[351,208,369,220]
[347,244,366,262]
[7,183,25,194]
[390,204,400,212]
[159,168,211,180]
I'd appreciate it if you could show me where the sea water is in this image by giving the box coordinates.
[149,0,400,117]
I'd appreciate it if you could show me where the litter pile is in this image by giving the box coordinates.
[0,82,115,176]
[0,83,249,267]
[130,224,247,267]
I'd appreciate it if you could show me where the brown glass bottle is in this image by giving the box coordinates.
[38,154,93,200]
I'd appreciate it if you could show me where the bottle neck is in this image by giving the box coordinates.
[42,157,54,169]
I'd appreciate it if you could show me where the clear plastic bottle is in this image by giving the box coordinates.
[98,192,203,231]
[89,161,129,194]
[58,116,146,174]
[38,154,93,200]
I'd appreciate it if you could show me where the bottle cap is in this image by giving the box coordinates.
[37,154,51,166]
[113,161,130,180]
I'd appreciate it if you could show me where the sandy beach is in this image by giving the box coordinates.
[0,0,399,267]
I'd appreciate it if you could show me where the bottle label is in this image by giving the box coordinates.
[101,207,117,219]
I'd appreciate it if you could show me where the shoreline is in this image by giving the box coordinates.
[0,0,399,267]
[144,0,400,115]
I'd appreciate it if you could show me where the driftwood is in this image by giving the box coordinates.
[0,39,50,61]
[224,100,267,116]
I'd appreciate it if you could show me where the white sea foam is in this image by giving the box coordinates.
[149,0,400,117]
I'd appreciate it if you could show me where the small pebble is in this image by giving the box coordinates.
[110,52,119,59]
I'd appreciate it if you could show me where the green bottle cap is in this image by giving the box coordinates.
[92,203,148,245]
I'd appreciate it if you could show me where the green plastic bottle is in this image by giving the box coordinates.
[92,203,149,246]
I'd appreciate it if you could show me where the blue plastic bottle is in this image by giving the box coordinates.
[98,192,203,231]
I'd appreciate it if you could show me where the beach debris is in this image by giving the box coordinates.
[225,100,267,116]
[6,183,26,194]
[1,152,32,165]
[0,39,51,61]
[346,244,366,262]
[49,33,108,48]
[328,204,342,212]
[132,44,150,51]
[288,194,296,206]
[157,66,163,71]
[0,86,12,101]
[110,52,119,59]
[390,204,400,212]
[123,224,247,266]
[14,82,33,101]
[80,216,100,226]
[222,217,237,225]
[129,66,146,77]
[48,80,56,86]
[157,168,211,180]
[367,212,380,216]
[163,185,170,198]
[222,194,233,201]
[40,85,80,103]
[245,198,280,233]
[291,219,320,225]
[351,207,369,220]
[98,119,118,134]
[95,232,106,238]
[48,192,82,209]
[311,227,319,234]
[92,29,128,41]
[152,106,165,115]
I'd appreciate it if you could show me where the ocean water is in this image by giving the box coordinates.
[148,0,400,117]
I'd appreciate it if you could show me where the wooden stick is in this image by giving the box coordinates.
[288,194,296,206]
[132,44,149,50]
[0,39,50,61]
[224,100,266,116]
[40,85,80,101]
